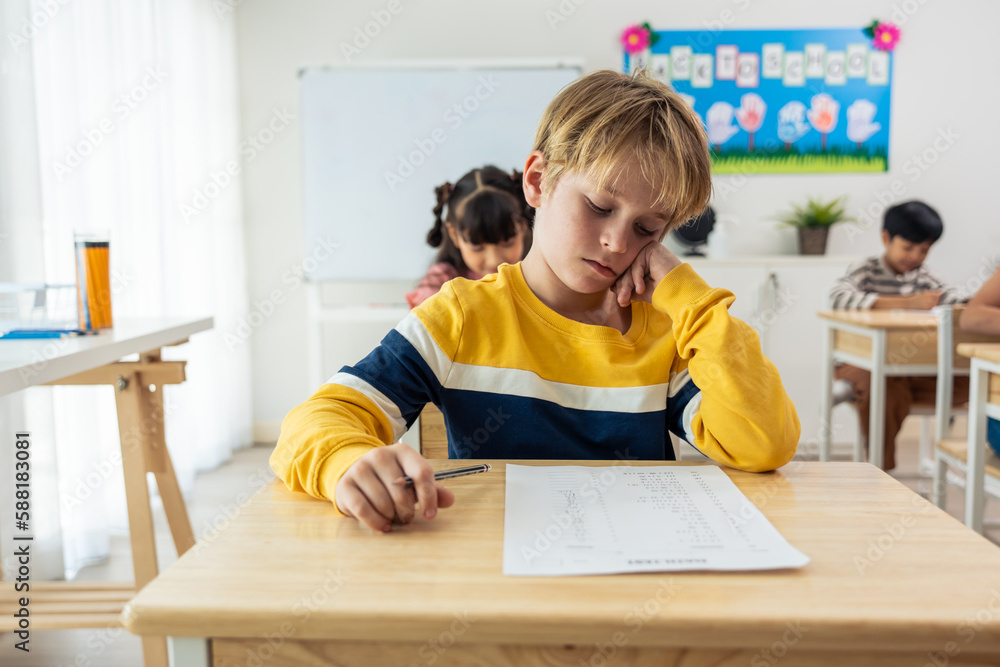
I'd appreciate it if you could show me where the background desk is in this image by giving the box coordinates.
[818,309,941,468]
[0,317,212,667]
[125,461,1000,667]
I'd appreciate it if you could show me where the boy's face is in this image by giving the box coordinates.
[523,152,670,296]
[881,229,933,274]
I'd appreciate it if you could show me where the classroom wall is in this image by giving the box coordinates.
[234,0,1000,439]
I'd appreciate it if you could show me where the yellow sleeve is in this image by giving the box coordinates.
[269,384,395,511]
[269,282,465,509]
[653,263,800,472]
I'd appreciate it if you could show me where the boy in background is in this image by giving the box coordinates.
[830,200,967,470]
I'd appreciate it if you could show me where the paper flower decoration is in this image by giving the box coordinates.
[807,93,840,151]
[863,20,901,52]
[777,101,810,149]
[846,99,881,147]
[620,22,659,55]
[734,93,767,151]
[873,23,900,51]
[705,102,739,149]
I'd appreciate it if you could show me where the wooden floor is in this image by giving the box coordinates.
[4,422,1000,666]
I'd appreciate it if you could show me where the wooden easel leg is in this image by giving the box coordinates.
[135,350,195,556]
[150,414,195,554]
[115,371,169,667]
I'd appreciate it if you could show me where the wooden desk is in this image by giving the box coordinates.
[818,310,942,468]
[957,343,1000,532]
[0,317,212,667]
[124,461,1000,667]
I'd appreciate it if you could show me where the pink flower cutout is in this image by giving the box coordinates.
[621,25,650,55]
[873,23,900,51]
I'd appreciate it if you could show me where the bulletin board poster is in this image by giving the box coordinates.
[624,28,892,174]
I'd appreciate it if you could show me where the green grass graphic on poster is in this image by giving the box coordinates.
[623,26,895,174]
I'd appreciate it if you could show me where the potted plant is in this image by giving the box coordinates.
[777,196,853,255]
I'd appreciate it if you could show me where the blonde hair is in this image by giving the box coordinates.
[532,69,712,234]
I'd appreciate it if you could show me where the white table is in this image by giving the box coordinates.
[0,317,211,395]
[0,317,212,667]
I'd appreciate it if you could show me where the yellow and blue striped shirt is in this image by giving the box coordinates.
[271,262,800,506]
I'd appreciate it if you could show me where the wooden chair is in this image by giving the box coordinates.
[932,306,1000,523]
[419,403,449,459]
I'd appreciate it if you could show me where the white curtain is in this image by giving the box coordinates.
[0,0,251,578]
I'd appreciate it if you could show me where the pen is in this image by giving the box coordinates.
[395,463,492,487]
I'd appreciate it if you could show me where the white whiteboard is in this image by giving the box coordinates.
[300,61,582,281]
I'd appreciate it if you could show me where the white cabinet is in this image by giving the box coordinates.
[689,257,859,450]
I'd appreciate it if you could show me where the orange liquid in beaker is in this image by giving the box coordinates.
[75,241,113,330]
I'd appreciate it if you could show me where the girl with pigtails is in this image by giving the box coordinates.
[406,165,532,308]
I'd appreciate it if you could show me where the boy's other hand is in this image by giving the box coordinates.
[334,443,455,532]
[911,290,943,310]
[612,241,683,306]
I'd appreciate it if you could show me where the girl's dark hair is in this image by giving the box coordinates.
[426,165,534,272]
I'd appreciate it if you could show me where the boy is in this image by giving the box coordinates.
[272,70,800,532]
[830,200,967,470]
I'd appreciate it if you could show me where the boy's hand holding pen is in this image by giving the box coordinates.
[333,444,490,533]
